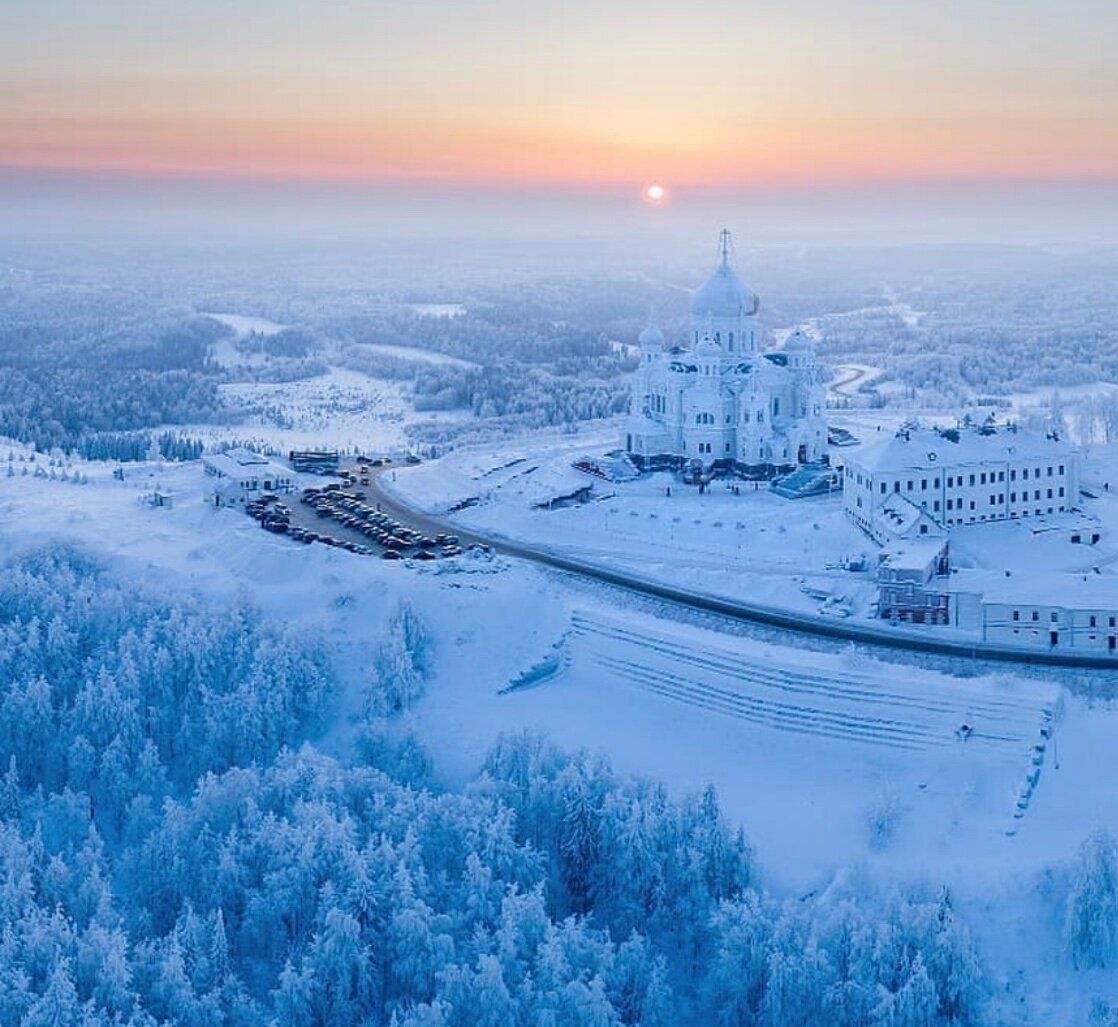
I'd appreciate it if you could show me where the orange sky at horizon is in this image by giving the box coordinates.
[4,109,1116,192]
[2,0,1116,193]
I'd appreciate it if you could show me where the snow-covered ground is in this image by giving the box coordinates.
[201,311,288,368]
[2,446,1118,1017]
[409,302,467,318]
[354,342,477,368]
[175,367,470,455]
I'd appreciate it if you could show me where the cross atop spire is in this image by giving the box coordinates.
[718,228,733,268]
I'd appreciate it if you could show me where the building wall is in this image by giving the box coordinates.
[844,447,1079,532]
[980,601,1118,651]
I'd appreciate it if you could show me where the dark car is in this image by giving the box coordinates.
[381,549,401,560]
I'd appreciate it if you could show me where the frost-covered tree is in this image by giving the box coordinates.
[367,601,433,716]
[1066,830,1118,969]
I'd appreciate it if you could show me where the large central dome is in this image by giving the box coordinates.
[690,230,759,318]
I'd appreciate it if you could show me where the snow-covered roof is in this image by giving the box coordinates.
[203,448,291,481]
[694,334,722,357]
[783,329,813,352]
[873,492,945,541]
[880,536,947,573]
[851,426,1077,475]
[950,568,1118,609]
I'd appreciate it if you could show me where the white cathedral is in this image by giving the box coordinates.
[623,231,827,477]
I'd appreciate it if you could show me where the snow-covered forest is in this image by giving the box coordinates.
[0,544,1012,1026]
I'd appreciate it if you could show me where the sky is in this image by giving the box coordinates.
[1,0,1117,241]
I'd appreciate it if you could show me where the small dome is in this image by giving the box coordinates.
[694,333,722,357]
[784,329,813,351]
[638,321,664,348]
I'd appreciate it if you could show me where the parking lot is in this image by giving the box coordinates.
[245,457,488,563]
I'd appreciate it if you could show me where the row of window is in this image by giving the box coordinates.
[1011,609,1116,628]
[853,463,1068,494]
[682,441,792,461]
[944,506,1064,525]
[941,487,1065,511]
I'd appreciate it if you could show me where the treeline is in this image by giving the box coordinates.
[0,317,229,454]
[413,364,628,421]
[71,431,206,463]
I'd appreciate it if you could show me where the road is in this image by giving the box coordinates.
[828,364,880,402]
[369,470,1118,669]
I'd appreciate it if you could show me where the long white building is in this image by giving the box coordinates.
[623,231,827,476]
[203,447,294,508]
[843,423,1080,541]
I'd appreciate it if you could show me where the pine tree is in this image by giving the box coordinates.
[24,957,80,1027]
[1066,830,1118,968]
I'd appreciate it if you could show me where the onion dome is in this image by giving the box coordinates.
[694,333,722,358]
[691,230,759,318]
[784,328,813,352]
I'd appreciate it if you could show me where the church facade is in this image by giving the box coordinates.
[623,232,827,477]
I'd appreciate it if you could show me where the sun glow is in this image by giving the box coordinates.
[644,183,666,204]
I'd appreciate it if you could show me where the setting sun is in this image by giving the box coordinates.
[644,183,666,204]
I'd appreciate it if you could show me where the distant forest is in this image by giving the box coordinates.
[2,239,1117,459]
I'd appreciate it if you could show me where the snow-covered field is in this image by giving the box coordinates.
[201,310,288,368]
[409,302,467,318]
[354,341,477,368]
[174,367,469,455]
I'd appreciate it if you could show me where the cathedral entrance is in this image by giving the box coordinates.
[797,444,807,464]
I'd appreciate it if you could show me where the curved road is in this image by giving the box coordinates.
[370,471,1118,669]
